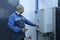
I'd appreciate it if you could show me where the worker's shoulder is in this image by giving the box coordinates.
[9,12,16,18]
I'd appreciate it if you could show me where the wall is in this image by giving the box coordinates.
[39,0,58,9]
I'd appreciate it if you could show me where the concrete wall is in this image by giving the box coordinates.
[39,0,58,9]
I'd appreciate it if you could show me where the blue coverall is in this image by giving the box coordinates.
[8,12,36,40]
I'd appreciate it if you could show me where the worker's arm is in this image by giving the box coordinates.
[23,16,36,26]
[8,15,22,32]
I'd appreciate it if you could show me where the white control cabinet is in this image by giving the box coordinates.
[35,8,55,33]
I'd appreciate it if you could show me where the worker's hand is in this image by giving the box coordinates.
[22,28,27,32]
[36,24,39,28]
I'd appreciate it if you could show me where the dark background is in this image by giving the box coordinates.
[56,0,60,40]
[58,0,60,7]
[56,7,60,40]
[0,0,19,40]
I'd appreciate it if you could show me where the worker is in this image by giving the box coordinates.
[8,4,39,40]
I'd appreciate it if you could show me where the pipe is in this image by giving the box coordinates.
[35,0,38,40]
[35,0,38,14]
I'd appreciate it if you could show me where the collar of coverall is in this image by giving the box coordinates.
[16,11,20,15]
